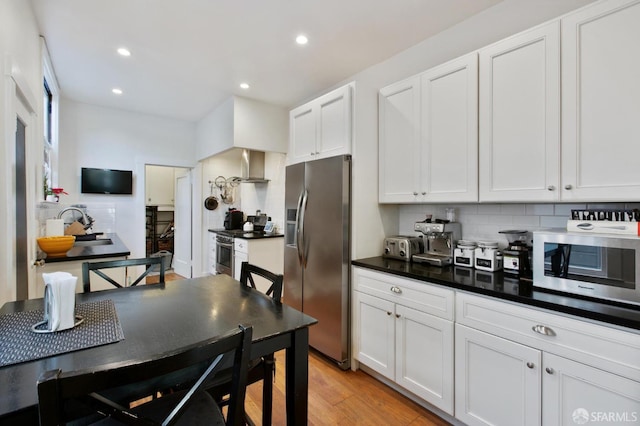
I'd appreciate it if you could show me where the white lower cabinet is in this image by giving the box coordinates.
[233,237,284,296]
[455,292,640,426]
[37,257,127,295]
[207,231,217,275]
[353,267,454,414]
[455,324,541,426]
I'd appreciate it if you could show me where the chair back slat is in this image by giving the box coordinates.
[82,257,166,292]
[239,262,283,302]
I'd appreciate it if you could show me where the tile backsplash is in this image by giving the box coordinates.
[37,202,117,236]
[399,202,640,248]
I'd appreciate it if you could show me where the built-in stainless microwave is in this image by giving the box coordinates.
[533,229,640,306]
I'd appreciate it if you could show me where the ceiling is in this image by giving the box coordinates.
[30,0,502,122]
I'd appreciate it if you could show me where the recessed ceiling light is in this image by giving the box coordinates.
[112,88,123,95]
[240,83,250,90]
[117,47,131,57]
[295,35,308,45]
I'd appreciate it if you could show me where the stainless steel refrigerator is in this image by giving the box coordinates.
[284,155,351,369]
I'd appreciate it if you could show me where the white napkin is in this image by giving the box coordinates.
[42,272,78,331]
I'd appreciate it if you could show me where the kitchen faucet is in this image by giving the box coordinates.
[57,207,93,231]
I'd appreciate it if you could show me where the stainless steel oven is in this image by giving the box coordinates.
[533,229,640,306]
[215,234,234,276]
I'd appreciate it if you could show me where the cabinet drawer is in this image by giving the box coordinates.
[456,292,640,380]
[353,267,454,320]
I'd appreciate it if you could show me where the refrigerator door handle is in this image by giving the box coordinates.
[295,190,305,265]
[299,189,309,267]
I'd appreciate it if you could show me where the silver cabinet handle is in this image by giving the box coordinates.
[395,314,401,318]
[413,191,418,196]
[547,185,555,191]
[34,259,45,267]
[386,311,392,316]
[526,362,534,369]
[532,324,556,336]
[421,191,426,195]
[390,286,402,294]
[564,184,573,190]
[546,367,554,375]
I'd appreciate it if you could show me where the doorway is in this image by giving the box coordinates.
[144,165,191,278]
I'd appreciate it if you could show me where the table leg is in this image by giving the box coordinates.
[285,327,309,425]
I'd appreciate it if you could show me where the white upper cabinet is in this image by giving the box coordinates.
[479,21,560,202]
[379,77,421,202]
[379,53,478,203]
[561,0,640,201]
[145,165,175,206]
[289,83,353,165]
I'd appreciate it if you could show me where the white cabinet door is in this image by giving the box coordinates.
[379,77,422,203]
[421,53,478,202]
[233,250,248,281]
[354,291,395,380]
[289,104,316,164]
[316,84,352,159]
[289,83,352,165]
[145,165,175,206]
[396,304,454,415]
[479,21,560,202]
[37,257,126,295]
[543,352,640,425]
[561,0,640,201]
[455,324,542,426]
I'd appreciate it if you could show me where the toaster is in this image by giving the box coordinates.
[383,236,423,261]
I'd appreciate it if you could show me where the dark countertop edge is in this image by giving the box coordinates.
[38,233,130,263]
[352,257,640,332]
[208,229,284,240]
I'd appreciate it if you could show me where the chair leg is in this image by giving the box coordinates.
[262,354,275,426]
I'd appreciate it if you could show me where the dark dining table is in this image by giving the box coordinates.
[0,274,317,425]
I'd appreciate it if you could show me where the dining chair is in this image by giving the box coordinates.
[82,257,165,292]
[210,262,283,426]
[37,324,253,426]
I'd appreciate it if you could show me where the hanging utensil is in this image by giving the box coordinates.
[204,181,219,211]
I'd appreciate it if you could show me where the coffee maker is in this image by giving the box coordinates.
[500,230,532,279]
[412,222,462,266]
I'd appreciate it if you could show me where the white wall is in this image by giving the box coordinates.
[57,99,197,261]
[321,0,596,260]
[0,0,43,305]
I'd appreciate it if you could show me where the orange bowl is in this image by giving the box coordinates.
[37,236,76,257]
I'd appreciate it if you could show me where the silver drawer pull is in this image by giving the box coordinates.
[526,362,535,369]
[390,286,402,294]
[532,324,556,336]
[386,311,392,316]
[546,367,554,375]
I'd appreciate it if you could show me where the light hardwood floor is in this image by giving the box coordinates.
[245,350,452,426]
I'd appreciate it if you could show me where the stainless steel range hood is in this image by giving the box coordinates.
[239,149,269,183]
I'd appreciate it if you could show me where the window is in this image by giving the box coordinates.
[42,39,59,199]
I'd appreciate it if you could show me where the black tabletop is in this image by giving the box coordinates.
[352,256,640,330]
[0,275,317,421]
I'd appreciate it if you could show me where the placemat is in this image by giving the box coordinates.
[0,299,125,368]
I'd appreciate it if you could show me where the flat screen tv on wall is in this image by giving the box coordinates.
[81,168,133,194]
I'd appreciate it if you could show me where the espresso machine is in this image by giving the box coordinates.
[412,222,462,266]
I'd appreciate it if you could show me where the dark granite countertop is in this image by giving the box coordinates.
[39,233,130,264]
[352,256,640,331]
[208,229,284,240]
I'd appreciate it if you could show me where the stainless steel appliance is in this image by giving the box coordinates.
[284,155,351,369]
[383,236,423,261]
[533,229,640,306]
[412,222,461,266]
[215,234,234,276]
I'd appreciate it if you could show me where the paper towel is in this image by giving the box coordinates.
[42,272,78,331]
[46,219,64,236]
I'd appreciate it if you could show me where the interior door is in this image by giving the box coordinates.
[173,171,192,278]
